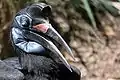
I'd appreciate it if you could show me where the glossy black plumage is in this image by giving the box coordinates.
[10,3,81,80]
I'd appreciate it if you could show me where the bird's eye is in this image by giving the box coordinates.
[20,16,30,27]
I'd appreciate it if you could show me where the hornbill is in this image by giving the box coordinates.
[10,3,81,80]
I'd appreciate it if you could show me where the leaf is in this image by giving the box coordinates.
[99,0,119,16]
[90,0,106,11]
[112,2,120,11]
[90,0,119,16]
[82,0,97,30]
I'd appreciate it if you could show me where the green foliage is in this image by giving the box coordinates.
[93,0,119,15]
[82,0,97,30]
[70,0,120,27]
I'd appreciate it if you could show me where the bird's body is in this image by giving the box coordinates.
[10,3,81,80]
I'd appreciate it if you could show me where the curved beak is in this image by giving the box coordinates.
[24,30,72,72]
[33,22,75,60]
[46,24,75,60]
[31,22,75,72]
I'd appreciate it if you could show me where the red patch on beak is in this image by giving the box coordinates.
[33,24,49,33]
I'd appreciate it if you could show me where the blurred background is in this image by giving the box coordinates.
[1,0,120,80]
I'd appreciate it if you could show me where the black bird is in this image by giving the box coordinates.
[10,3,81,80]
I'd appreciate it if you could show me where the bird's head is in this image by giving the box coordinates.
[19,3,75,72]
